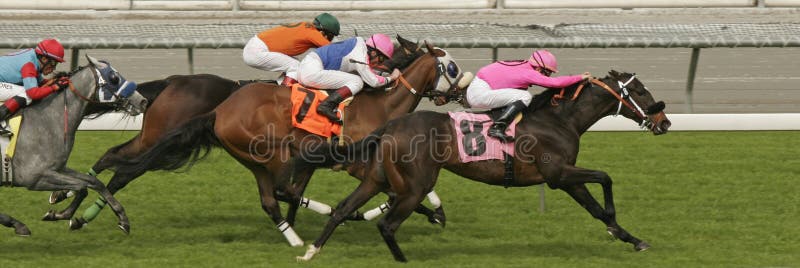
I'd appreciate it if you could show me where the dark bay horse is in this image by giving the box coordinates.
[105,42,468,246]
[298,71,672,262]
[49,36,432,230]
[0,55,147,235]
[49,74,241,229]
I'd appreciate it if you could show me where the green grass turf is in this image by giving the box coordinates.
[1,130,798,267]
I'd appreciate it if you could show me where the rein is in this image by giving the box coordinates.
[551,78,647,121]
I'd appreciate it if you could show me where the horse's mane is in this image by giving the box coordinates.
[527,75,611,113]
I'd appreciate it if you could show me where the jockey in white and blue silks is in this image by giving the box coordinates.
[0,39,71,134]
[297,33,401,124]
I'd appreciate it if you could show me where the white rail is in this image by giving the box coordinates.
[6,0,800,10]
[78,113,800,131]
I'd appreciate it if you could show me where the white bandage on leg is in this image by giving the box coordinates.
[363,202,390,221]
[300,197,333,215]
[426,191,441,209]
[277,220,304,247]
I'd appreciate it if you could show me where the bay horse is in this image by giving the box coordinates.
[0,55,147,235]
[298,70,672,262]
[47,36,432,230]
[105,42,468,246]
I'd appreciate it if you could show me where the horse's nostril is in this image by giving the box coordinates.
[661,119,672,130]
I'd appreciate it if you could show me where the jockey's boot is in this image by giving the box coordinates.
[316,87,353,124]
[281,76,297,87]
[0,105,13,137]
[488,100,527,143]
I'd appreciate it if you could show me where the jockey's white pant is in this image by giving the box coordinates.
[297,53,364,95]
[0,82,31,104]
[466,77,532,109]
[242,36,309,80]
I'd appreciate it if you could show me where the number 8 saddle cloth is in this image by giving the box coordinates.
[449,111,520,163]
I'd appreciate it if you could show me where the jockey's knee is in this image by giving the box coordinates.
[520,94,533,106]
[345,80,363,94]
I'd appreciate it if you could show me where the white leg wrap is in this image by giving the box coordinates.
[277,221,304,247]
[66,190,76,198]
[363,202,390,221]
[300,197,332,215]
[426,191,441,208]
[296,244,321,261]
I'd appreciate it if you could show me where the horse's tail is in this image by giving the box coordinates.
[340,126,385,163]
[111,112,219,174]
[135,79,171,108]
[294,126,386,171]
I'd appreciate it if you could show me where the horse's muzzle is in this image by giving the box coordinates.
[121,94,148,116]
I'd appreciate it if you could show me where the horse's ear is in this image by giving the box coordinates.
[424,41,446,57]
[608,70,621,78]
[424,41,436,56]
[396,35,418,52]
[85,54,102,67]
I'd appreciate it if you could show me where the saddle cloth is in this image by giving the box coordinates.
[448,111,520,163]
[0,115,22,186]
[290,84,350,138]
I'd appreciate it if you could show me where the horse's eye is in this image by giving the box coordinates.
[447,62,459,78]
[109,73,120,84]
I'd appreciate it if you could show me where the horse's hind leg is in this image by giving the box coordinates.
[297,178,383,261]
[0,213,31,236]
[377,191,427,262]
[560,167,649,251]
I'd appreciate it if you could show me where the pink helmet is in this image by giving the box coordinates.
[35,39,65,63]
[528,50,558,73]
[365,33,394,59]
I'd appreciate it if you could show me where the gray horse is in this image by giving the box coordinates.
[0,55,147,236]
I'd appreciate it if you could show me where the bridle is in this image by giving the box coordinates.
[66,64,137,112]
[560,75,657,130]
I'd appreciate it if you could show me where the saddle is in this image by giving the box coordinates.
[0,115,21,186]
[449,110,522,187]
[237,79,278,87]
[289,84,352,138]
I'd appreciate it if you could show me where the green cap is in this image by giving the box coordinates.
[313,13,340,36]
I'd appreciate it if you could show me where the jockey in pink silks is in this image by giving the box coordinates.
[297,33,400,124]
[466,49,591,142]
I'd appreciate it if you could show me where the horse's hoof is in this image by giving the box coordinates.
[69,218,87,230]
[41,210,58,221]
[433,207,446,228]
[118,222,130,235]
[14,224,31,236]
[49,190,70,204]
[635,241,651,252]
[606,226,620,240]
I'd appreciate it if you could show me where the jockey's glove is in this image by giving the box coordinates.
[53,77,71,91]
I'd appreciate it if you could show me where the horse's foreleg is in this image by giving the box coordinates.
[30,170,129,234]
[297,179,382,261]
[361,191,445,226]
[42,189,87,221]
[560,167,649,251]
[49,143,127,205]
[250,165,303,247]
[0,213,31,236]
[70,170,145,230]
[284,162,331,225]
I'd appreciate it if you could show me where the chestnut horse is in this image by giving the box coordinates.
[298,71,672,262]
[108,42,468,246]
[49,36,429,230]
